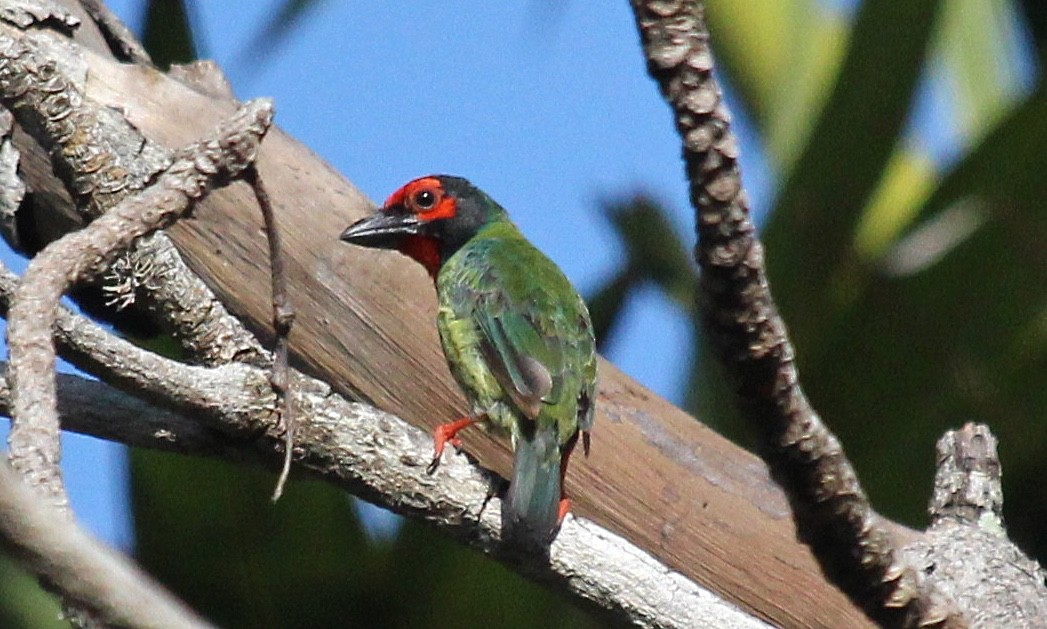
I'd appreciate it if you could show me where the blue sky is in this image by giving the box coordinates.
[25,0,773,548]
[4,1,1012,548]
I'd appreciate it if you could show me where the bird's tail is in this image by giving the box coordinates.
[502,425,561,551]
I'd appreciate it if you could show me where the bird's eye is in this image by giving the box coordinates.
[413,189,437,210]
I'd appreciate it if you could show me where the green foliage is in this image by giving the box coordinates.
[592,0,1047,565]
[130,450,596,629]
[0,553,64,629]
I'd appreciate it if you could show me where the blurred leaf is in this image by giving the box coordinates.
[587,195,695,351]
[762,17,849,170]
[585,268,634,352]
[748,17,1047,557]
[917,84,1047,222]
[605,196,696,310]
[1017,0,1047,60]
[846,89,1047,554]
[705,0,824,128]
[0,553,64,629]
[855,147,937,258]
[385,519,599,629]
[763,0,943,353]
[706,0,851,170]
[131,449,599,627]
[798,208,1047,544]
[131,450,380,628]
[142,0,197,69]
[939,0,1027,142]
[234,0,326,74]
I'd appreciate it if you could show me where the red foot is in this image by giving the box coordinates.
[557,498,572,524]
[427,417,476,474]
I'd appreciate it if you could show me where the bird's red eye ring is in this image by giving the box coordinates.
[412,188,439,210]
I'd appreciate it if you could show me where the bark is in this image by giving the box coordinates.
[1,1,1041,628]
[0,2,865,625]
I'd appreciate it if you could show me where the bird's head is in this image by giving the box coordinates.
[340,175,501,278]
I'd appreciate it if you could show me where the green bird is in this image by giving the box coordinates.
[340,175,597,548]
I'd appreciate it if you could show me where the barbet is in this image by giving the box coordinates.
[340,175,597,548]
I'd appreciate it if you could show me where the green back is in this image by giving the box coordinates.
[436,218,597,446]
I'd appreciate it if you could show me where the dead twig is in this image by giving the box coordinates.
[243,165,296,501]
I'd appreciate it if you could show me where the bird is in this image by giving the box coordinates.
[339,175,597,549]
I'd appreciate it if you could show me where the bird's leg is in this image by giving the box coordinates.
[556,430,582,524]
[426,416,477,474]
[556,496,573,524]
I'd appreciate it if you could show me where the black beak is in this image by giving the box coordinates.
[339,211,422,249]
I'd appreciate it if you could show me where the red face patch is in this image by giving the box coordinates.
[384,176,457,222]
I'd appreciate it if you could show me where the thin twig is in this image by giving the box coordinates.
[244,165,296,501]
[629,2,965,627]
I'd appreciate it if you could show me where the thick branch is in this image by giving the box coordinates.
[2,2,890,624]
[0,237,766,627]
[0,364,770,629]
[629,2,964,627]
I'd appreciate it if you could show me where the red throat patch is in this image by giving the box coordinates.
[399,235,441,280]
[383,176,458,280]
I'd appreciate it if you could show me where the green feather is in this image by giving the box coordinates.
[436,213,597,546]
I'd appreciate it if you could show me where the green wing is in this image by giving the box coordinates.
[473,291,563,420]
[439,228,596,444]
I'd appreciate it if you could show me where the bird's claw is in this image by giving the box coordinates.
[427,417,475,474]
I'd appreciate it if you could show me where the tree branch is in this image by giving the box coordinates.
[904,424,1047,625]
[0,362,771,629]
[5,98,271,520]
[0,185,771,628]
[0,24,267,367]
[0,1,918,625]
[629,2,965,627]
[628,1,1047,627]
[0,369,232,456]
[0,455,213,628]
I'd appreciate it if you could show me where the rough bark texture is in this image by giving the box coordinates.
[628,3,963,626]
[0,2,875,626]
[629,1,1046,627]
[902,424,1047,627]
[1,1,1042,628]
